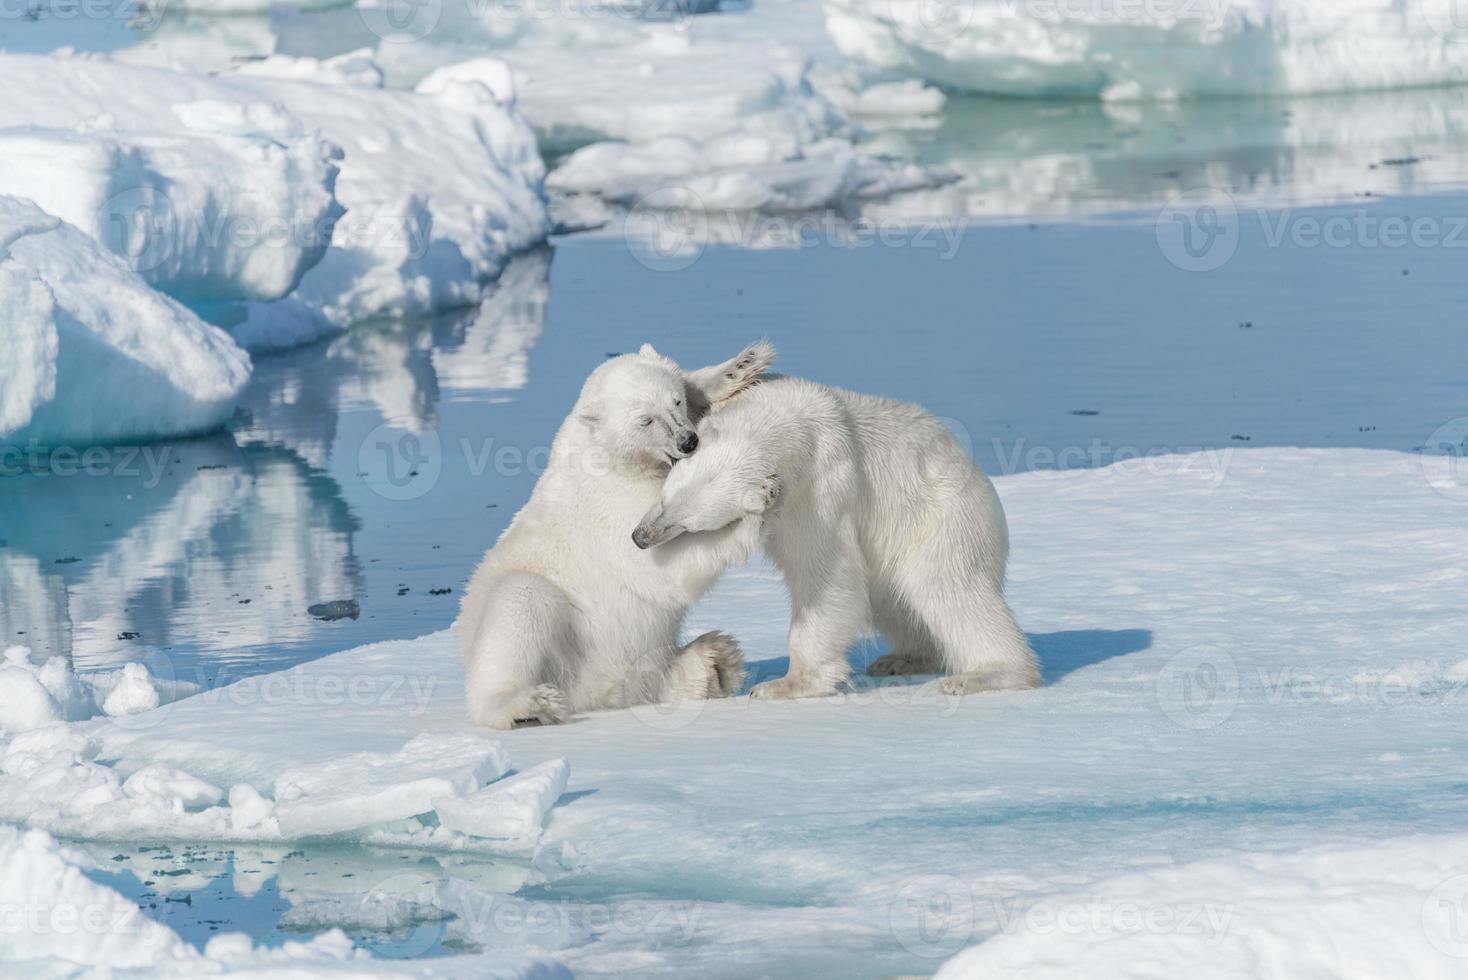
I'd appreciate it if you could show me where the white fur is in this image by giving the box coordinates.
[635,376,1041,699]
[458,342,773,729]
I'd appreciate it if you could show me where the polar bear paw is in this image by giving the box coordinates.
[688,631,746,698]
[749,675,839,701]
[513,684,569,727]
[938,670,1040,696]
[866,650,940,677]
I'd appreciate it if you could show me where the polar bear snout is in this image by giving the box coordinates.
[632,509,686,550]
[676,430,699,456]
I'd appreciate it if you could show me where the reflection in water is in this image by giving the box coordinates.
[0,250,552,685]
[82,839,531,956]
[863,86,1468,221]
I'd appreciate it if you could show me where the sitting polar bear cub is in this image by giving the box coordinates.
[459,342,773,729]
[634,375,1040,699]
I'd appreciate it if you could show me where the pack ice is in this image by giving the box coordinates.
[2,448,1464,976]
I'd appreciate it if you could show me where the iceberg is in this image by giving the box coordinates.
[0,195,251,449]
[823,0,1468,99]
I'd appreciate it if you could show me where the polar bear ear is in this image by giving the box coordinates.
[638,343,680,371]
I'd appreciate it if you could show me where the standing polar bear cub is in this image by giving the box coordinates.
[634,376,1040,698]
[459,342,773,729]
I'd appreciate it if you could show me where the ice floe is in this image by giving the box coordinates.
[5,447,1456,974]
[0,195,252,449]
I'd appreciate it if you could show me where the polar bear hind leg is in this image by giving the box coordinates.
[463,572,576,729]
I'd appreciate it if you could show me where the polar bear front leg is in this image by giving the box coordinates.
[661,631,747,700]
[753,526,868,700]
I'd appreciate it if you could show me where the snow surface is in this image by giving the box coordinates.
[0,195,252,449]
[4,447,1460,975]
[934,834,1468,978]
[824,0,1468,99]
[0,54,550,348]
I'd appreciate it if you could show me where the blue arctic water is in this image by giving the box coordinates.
[3,187,1468,688]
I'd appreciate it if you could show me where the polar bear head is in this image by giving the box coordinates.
[572,341,773,473]
[631,431,781,550]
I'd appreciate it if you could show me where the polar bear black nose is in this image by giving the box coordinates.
[677,431,699,455]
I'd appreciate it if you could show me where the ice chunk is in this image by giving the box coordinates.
[550,133,942,212]
[121,763,224,809]
[0,664,62,735]
[228,48,385,88]
[823,0,1468,99]
[0,826,188,967]
[100,663,163,717]
[0,54,550,346]
[0,116,342,303]
[274,733,512,838]
[434,758,570,842]
[0,646,200,732]
[0,195,251,448]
